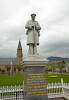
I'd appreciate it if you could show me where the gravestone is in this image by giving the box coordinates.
[23,14,48,100]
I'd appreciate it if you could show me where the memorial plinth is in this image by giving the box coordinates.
[23,55,48,100]
[23,13,48,100]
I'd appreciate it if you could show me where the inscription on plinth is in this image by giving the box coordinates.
[25,73,47,97]
[24,66,48,100]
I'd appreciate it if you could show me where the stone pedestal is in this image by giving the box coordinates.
[23,55,48,100]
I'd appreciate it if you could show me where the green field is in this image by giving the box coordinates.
[46,74,69,83]
[0,74,69,86]
[0,74,24,86]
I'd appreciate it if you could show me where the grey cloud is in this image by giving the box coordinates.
[39,42,69,58]
[0,0,69,58]
[8,27,25,41]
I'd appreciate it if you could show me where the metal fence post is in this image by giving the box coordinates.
[61,78,64,95]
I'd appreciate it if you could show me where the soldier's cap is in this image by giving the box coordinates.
[31,13,36,17]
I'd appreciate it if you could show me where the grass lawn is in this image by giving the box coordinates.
[0,74,69,86]
[46,74,69,83]
[0,74,24,86]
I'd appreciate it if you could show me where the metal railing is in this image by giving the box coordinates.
[0,79,69,100]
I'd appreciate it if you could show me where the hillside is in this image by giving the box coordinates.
[47,56,69,62]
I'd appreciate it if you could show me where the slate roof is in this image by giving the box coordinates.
[17,40,22,50]
[0,58,16,65]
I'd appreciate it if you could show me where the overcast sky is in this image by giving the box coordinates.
[0,0,69,58]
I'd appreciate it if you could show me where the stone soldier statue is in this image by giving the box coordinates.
[25,14,41,55]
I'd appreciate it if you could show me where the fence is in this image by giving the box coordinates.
[47,79,69,99]
[0,79,69,100]
[0,85,24,100]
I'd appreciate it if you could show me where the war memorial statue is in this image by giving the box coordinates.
[23,14,48,100]
[25,13,41,55]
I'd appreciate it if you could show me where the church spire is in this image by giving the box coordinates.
[16,40,23,65]
[17,40,22,50]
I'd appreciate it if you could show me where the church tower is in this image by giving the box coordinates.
[16,40,23,65]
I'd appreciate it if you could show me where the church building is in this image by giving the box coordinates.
[16,40,23,65]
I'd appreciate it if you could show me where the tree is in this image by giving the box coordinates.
[14,66,16,72]
[6,65,11,75]
[16,65,23,72]
[0,67,1,72]
[0,65,6,73]
[46,62,58,72]
[57,61,65,73]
